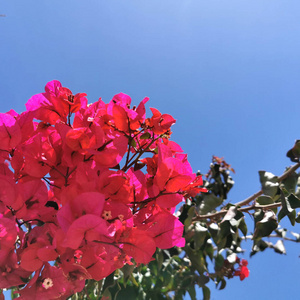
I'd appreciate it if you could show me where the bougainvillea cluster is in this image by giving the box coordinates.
[0,81,206,299]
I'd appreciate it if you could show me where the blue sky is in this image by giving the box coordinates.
[1,1,300,299]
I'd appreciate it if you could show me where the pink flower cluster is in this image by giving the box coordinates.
[0,81,206,299]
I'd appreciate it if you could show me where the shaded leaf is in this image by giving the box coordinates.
[221,206,237,222]
[196,275,210,287]
[238,218,247,237]
[253,211,278,240]
[140,132,151,139]
[198,193,223,215]
[281,171,298,193]
[278,192,300,223]
[217,220,231,242]
[194,223,208,250]
[291,231,300,241]
[251,239,269,256]
[256,195,274,205]
[202,286,211,300]
[121,264,135,287]
[273,240,286,254]
[187,285,196,300]
[184,206,195,229]
[259,171,279,198]
[185,246,207,274]
[217,278,227,290]
[286,140,300,162]
[214,254,224,272]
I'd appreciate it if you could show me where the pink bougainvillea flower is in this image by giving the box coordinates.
[56,86,87,114]
[57,192,106,232]
[98,170,133,204]
[235,259,250,281]
[140,210,185,249]
[13,179,49,221]
[25,80,87,124]
[91,134,128,167]
[127,168,148,202]
[182,175,208,197]
[117,228,156,264]
[106,93,149,132]
[0,174,16,207]
[17,263,71,300]
[0,217,18,249]
[62,214,115,249]
[146,107,176,135]
[21,131,57,178]
[0,113,21,151]
[0,249,31,289]
[80,246,116,281]
[20,225,58,272]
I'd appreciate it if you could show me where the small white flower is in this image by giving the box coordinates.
[102,210,112,220]
[42,278,53,289]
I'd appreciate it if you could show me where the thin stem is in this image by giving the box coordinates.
[192,162,300,222]
[123,134,158,172]
[193,202,282,221]
[242,233,299,243]
[236,161,300,207]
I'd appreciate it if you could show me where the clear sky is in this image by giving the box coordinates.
[1,1,300,299]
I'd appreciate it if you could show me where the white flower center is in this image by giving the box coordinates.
[102,210,112,220]
[42,278,53,289]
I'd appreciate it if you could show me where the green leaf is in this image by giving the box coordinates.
[101,289,112,300]
[295,212,300,223]
[281,171,298,193]
[196,275,210,287]
[156,250,164,273]
[275,228,287,238]
[184,206,195,229]
[214,254,224,272]
[197,193,223,215]
[204,239,214,261]
[116,285,138,300]
[202,286,211,300]
[221,206,237,222]
[288,193,300,208]
[194,223,208,250]
[288,209,296,226]
[174,290,184,300]
[253,210,278,240]
[254,209,264,224]
[121,264,135,287]
[273,240,286,254]
[217,220,231,242]
[291,231,300,241]
[286,140,300,162]
[140,132,151,139]
[148,261,158,276]
[256,195,274,205]
[217,278,227,290]
[185,246,207,274]
[187,285,196,300]
[238,218,247,237]
[208,223,219,242]
[103,272,116,292]
[278,192,300,223]
[130,139,137,148]
[259,171,279,198]
[251,239,270,256]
